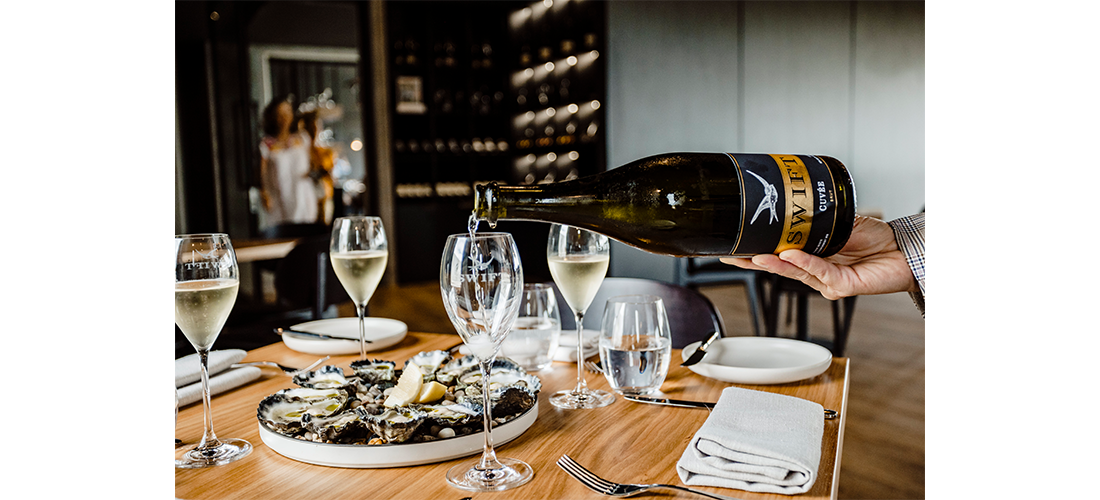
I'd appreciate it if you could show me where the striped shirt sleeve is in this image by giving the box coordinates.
[887,213,925,317]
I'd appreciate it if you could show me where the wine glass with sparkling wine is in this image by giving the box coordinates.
[174,234,251,468]
[547,224,614,409]
[439,232,533,492]
[330,216,388,359]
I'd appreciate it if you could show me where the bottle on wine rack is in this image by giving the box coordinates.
[472,152,856,258]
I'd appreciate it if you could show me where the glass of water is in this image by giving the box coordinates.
[598,295,672,396]
[501,283,561,371]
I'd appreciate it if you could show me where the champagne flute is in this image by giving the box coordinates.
[547,224,614,409]
[439,232,533,492]
[330,216,388,359]
[174,234,251,468]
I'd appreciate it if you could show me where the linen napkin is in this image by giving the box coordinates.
[176,349,248,387]
[676,387,824,495]
[175,349,261,406]
[177,366,261,406]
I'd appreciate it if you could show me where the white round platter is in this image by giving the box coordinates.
[681,337,832,384]
[259,402,538,468]
[282,317,407,355]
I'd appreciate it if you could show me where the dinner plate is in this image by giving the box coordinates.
[681,337,832,384]
[282,317,408,355]
[459,328,599,362]
[258,402,538,468]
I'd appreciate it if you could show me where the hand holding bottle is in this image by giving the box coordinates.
[721,216,918,300]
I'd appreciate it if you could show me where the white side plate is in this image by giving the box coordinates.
[681,337,832,384]
[259,402,538,468]
[282,317,408,355]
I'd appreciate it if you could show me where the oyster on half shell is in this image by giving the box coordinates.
[292,365,354,390]
[350,359,397,384]
[257,388,349,433]
[404,350,452,381]
[355,406,426,444]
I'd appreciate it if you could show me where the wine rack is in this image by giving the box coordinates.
[386,1,606,282]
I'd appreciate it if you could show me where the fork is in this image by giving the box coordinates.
[583,360,605,375]
[231,355,329,375]
[557,454,745,500]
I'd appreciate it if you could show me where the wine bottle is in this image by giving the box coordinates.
[472,153,856,258]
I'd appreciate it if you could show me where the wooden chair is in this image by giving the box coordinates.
[675,257,766,337]
[549,277,726,349]
[762,274,857,357]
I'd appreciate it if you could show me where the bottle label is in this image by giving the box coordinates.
[726,153,840,256]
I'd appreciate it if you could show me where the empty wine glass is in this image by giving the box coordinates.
[439,232,533,492]
[174,234,251,468]
[547,224,614,409]
[330,216,388,359]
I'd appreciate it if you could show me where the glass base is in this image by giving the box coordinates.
[175,438,252,469]
[446,457,534,492]
[549,388,615,409]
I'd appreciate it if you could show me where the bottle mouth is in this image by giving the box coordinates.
[474,182,498,226]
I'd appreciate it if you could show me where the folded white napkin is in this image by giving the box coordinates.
[553,329,599,362]
[177,367,261,407]
[676,387,824,495]
[176,349,248,388]
[175,349,260,407]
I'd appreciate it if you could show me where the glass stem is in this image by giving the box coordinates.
[476,357,502,471]
[573,311,588,395]
[356,304,367,360]
[196,347,220,452]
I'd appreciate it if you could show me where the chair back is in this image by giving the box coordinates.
[273,234,351,318]
[549,277,725,349]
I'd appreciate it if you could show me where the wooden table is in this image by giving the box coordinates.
[232,237,300,263]
[175,332,849,499]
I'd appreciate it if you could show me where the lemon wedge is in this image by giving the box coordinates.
[415,381,448,403]
[383,362,424,408]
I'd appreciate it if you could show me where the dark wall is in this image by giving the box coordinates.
[248,2,358,47]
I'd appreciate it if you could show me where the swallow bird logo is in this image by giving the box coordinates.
[746,170,778,224]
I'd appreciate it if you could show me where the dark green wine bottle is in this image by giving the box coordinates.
[472,153,856,257]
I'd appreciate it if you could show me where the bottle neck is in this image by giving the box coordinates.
[474,182,561,226]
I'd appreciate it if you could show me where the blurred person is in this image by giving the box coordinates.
[722,212,925,316]
[299,110,335,224]
[258,96,318,227]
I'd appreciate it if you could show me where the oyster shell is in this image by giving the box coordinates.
[356,406,427,444]
[491,385,538,417]
[292,365,354,390]
[350,359,397,384]
[415,400,483,428]
[404,350,452,381]
[436,355,479,385]
[301,410,369,443]
[458,361,542,394]
[257,388,349,433]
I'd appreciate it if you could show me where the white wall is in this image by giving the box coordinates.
[606,1,924,282]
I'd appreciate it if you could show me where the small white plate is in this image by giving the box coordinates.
[282,317,408,355]
[259,402,538,468]
[681,337,832,385]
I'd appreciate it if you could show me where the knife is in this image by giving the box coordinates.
[625,395,839,419]
[624,395,714,409]
[680,331,722,367]
[273,327,367,342]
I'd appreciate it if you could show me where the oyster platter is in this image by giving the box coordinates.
[256,350,541,468]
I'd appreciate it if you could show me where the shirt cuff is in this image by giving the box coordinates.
[887,213,926,317]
